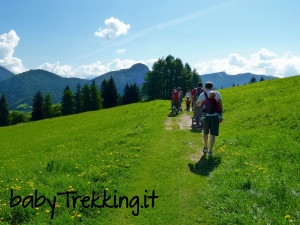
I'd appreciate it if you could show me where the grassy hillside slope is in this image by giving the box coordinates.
[0,76,299,224]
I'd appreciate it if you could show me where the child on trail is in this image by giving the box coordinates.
[186,96,191,111]
[202,91,221,117]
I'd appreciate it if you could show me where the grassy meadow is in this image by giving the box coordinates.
[0,76,299,224]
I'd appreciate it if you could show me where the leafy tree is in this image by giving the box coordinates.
[31,91,43,121]
[9,111,26,125]
[250,76,256,83]
[43,94,53,119]
[61,85,74,115]
[117,93,123,106]
[74,83,82,114]
[52,104,62,117]
[90,80,102,110]
[0,93,9,126]
[81,84,91,112]
[232,82,235,87]
[260,77,265,82]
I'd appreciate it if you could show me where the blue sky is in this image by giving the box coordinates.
[0,0,300,78]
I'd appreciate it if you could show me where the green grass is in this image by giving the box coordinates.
[0,76,299,224]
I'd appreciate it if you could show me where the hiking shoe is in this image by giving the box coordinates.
[208,151,213,157]
[203,146,208,154]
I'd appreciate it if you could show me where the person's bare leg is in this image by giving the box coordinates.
[203,134,208,149]
[209,135,216,152]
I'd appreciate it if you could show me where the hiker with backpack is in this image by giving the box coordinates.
[196,82,223,157]
[171,88,181,113]
[191,82,205,128]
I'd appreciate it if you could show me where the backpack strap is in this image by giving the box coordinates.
[204,91,209,100]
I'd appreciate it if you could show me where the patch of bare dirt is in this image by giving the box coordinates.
[177,113,192,130]
[164,117,173,130]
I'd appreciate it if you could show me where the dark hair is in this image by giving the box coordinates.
[197,82,202,88]
[205,82,213,89]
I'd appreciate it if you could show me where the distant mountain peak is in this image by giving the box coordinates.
[0,66,15,81]
[130,63,148,70]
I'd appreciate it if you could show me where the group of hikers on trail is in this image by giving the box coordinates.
[171,81,224,157]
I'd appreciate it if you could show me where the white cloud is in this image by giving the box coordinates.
[74,61,109,78]
[0,30,26,74]
[39,62,74,77]
[95,17,130,40]
[194,48,300,77]
[116,48,126,54]
[38,58,155,79]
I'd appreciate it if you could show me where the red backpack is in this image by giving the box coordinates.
[202,92,220,114]
[172,91,179,100]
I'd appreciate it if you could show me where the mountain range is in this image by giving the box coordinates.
[0,66,14,81]
[0,64,276,110]
[201,72,276,89]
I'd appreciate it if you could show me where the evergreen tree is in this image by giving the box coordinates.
[108,77,118,108]
[132,83,141,103]
[102,77,118,108]
[260,77,265,82]
[43,94,53,119]
[142,55,198,100]
[250,76,256,83]
[74,83,82,113]
[0,93,9,126]
[31,91,43,121]
[191,68,201,89]
[122,83,130,105]
[90,80,102,110]
[232,82,236,87]
[81,84,91,112]
[61,85,74,115]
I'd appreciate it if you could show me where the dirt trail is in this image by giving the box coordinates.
[177,113,192,130]
[165,113,204,162]
[165,113,192,130]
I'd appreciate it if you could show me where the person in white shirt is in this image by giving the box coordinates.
[196,82,223,157]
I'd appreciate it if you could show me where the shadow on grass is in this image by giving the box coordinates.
[188,155,222,176]
[167,112,181,117]
[189,127,202,133]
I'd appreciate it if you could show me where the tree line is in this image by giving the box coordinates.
[0,77,141,127]
[142,55,201,100]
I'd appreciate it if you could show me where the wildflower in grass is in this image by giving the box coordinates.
[97,210,101,214]
[252,170,256,173]
[45,210,50,213]
[244,162,249,165]
[285,215,291,219]
[263,171,267,174]
[88,181,91,184]
[246,173,250,176]
[76,214,82,218]
[259,167,263,170]
[235,170,239,173]
[2,204,6,206]
[250,164,254,167]
[106,188,109,191]
[36,207,39,210]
